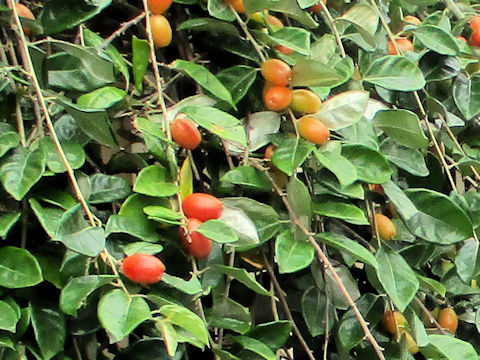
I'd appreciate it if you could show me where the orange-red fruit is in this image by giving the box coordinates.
[260,59,292,86]
[150,14,172,48]
[147,0,172,14]
[263,86,292,112]
[122,253,165,284]
[226,0,245,14]
[290,89,322,114]
[374,213,396,240]
[182,193,223,222]
[470,17,480,47]
[180,218,212,259]
[382,311,408,336]
[369,184,385,196]
[15,3,35,36]
[458,35,467,43]
[170,116,202,150]
[275,44,293,55]
[308,0,326,14]
[266,15,283,29]
[387,38,414,55]
[264,144,276,160]
[437,307,458,333]
[403,15,421,26]
[297,116,330,145]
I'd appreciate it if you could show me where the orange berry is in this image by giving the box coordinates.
[264,144,276,160]
[15,3,35,36]
[374,213,396,240]
[266,14,283,29]
[290,89,322,114]
[403,15,421,26]
[263,86,292,112]
[261,59,292,86]
[147,0,172,14]
[226,0,245,14]
[437,307,458,333]
[170,116,202,150]
[382,310,408,336]
[275,44,293,55]
[387,38,414,55]
[297,116,330,145]
[150,14,172,48]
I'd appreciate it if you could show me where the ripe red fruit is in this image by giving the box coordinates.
[308,0,326,14]
[122,253,165,284]
[275,44,293,55]
[147,0,172,14]
[437,307,458,333]
[260,59,292,86]
[387,38,414,55]
[182,193,223,222]
[180,218,212,259]
[170,116,202,150]
[458,35,467,43]
[263,86,292,112]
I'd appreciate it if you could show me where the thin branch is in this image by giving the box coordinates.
[414,297,448,335]
[263,254,316,360]
[15,97,26,146]
[102,12,146,49]
[319,1,346,58]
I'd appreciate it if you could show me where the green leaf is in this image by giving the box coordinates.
[205,298,251,334]
[88,174,131,203]
[60,275,116,316]
[301,287,334,337]
[0,146,45,201]
[382,180,417,220]
[195,220,239,243]
[98,289,152,343]
[317,232,378,269]
[212,265,271,296]
[381,139,429,177]
[341,144,393,184]
[362,56,426,91]
[132,36,150,92]
[244,0,317,28]
[415,25,460,55]
[0,212,21,240]
[216,65,257,105]
[181,106,247,146]
[220,165,271,191]
[405,189,473,244]
[314,90,370,130]
[31,302,66,360]
[423,335,479,360]
[312,197,369,225]
[40,0,111,34]
[179,157,193,201]
[287,177,312,228]
[373,247,419,312]
[271,137,313,176]
[374,109,429,149]
[143,206,182,224]
[269,27,311,55]
[0,301,19,332]
[77,86,125,109]
[158,304,209,346]
[233,335,276,360]
[246,321,292,351]
[454,238,480,283]
[275,230,314,274]
[208,0,234,22]
[173,60,235,107]
[133,164,178,197]
[41,137,85,173]
[0,123,20,158]
[178,17,240,36]
[337,4,378,50]
[161,274,203,295]
[417,274,446,297]
[124,242,164,256]
[453,73,480,120]
[0,247,43,288]
[29,199,63,238]
[313,149,358,187]
[53,205,105,257]
[291,59,345,87]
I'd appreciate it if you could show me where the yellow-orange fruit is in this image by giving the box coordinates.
[263,86,292,112]
[266,14,283,29]
[261,59,292,86]
[403,332,419,355]
[150,15,172,48]
[374,213,396,240]
[147,0,172,14]
[387,38,414,55]
[382,310,408,336]
[403,15,421,26]
[264,144,276,160]
[290,89,322,114]
[226,0,245,14]
[297,116,330,145]
[437,307,458,333]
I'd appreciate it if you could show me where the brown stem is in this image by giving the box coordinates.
[319,1,346,58]
[102,12,146,49]
[414,297,448,335]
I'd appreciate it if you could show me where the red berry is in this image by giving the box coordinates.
[122,253,165,285]
[182,193,223,222]
[180,218,213,259]
[170,116,202,150]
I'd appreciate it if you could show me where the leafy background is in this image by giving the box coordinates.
[1,0,480,359]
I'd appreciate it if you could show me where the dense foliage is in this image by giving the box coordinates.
[2,0,480,359]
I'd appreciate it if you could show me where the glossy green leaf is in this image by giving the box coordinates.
[158,304,209,346]
[28,199,63,238]
[216,65,257,105]
[269,27,311,55]
[374,247,419,312]
[31,302,66,360]
[0,246,42,288]
[40,0,111,34]
[314,90,370,130]
[417,274,446,297]
[161,274,203,295]
[381,138,429,176]
[195,219,239,243]
[338,4,378,49]
[0,212,21,240]
[455,238,480,283]
[60,275,116,316]
[374,109,429,149]
[41,137,85,173]
[291,59,345,87]
[313,149,358,187]
[415,25,460,55]
[124,242,164,256]
[317,232,378,269]
[405,189,473,244]
[98,289,152,343]
[220,165,271,191]
[301,287,334,336]
[244,0,317,28]
[453,73,480,120]
[363,56,426,91]
[88,174,131,203]
[271,137,313,176]
[179,17,239,36]
[313,197,368,225]
[212,265,271,296]
[208,0,234,22]
[341,144,393,184]
[233,335,276,360]
[132,36,150,92]
[205,298,251,334]
[422,335,478,360]
[0,301,19,332]
[133,164,178,197]
[181,106,247,146]
[275,230,314,274]
[173,60,235,107]
[77,86,125,109]
[382,180,417,220]
[0,146,45,201]
[0,123,20,158]
[155,319,178,356]
[287,176,312,228]
[247,321,292,351]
